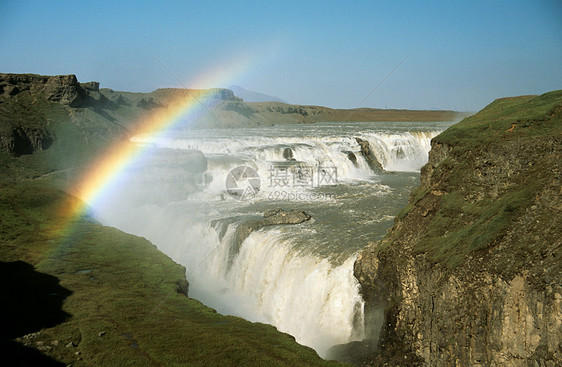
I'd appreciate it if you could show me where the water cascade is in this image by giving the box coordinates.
[94,122,451,356]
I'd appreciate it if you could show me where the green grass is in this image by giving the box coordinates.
[0,180,344,366]
[435,90,562,149]
[0,87,345,366]
[386,90,562,270]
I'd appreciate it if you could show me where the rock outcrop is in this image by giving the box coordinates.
[0,73,99,107]
[354,91,562,366]
[0,126,53,156]
[228,210,312,265]
[0,73,110,156]
[283,147,295,160]
[355,137,383,172]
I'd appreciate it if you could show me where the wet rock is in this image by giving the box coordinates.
[262,209,312,223]
[283,147,295,160]
[344,151,358,166]
[228,210,312,266]
[355,137,383,172]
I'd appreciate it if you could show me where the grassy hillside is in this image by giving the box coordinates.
[392,90,562,274]
[0,73,345,366]
[0,180,343,366]
[88,88,465,129]
[354,90,562,366]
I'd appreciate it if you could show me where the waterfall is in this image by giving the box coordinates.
[94,122,448,357]
[132,130,438,183]
[95,202,364,357]
[361,131,438,172]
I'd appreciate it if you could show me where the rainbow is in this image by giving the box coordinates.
[73,91,209,211]
[72,52,266,212]
[69,35,285,215]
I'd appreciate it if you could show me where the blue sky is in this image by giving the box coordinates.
[1,0,560,111]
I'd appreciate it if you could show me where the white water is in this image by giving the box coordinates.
[132,128,438,174]
[97,200,365,356]
[94,121,451,357]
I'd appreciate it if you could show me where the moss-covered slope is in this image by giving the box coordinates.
[354,91,561,366]
[0,73,345,366]
[0,180,343,366]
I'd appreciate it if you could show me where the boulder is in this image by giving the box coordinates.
[355,137,383,172]
[344,151,358,166]
[282,147,294,160]
[228,210,312,266]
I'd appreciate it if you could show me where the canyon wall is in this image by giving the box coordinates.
[355,91,562,366]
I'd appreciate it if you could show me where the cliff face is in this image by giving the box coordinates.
[0,73,466,151]
[354,91,562,366]
[0,73,243,157]
[0,73,103,156]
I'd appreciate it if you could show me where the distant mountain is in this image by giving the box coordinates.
[228,85,287,103]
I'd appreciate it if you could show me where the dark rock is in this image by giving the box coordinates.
[4,85,20,96]
[175,279,189,296]
[355,137,383,172]
[0,127,53,156]
[100,89,130,106]
[228,210,312,266]
[283,147,294,160]
[80,81,99,92]
[137,97,161,109]
[80,81,103,103]
[44,75,84,107]
[261,209,312,224]
[344,151,358,166]
[0,73,105,108]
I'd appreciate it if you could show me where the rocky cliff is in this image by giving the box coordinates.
[0,73,466,156]
[0,73,242,158]
[354,91,562,366]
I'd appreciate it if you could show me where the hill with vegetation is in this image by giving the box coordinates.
[0,73,346,366]
[0,73,465,156]
[354,90,562,366]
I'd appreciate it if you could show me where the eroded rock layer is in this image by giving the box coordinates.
[355,91,562,366]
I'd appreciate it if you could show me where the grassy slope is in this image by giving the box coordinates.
[0,179,343,367]
[390,90,562,274]
[0,88,343,365]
